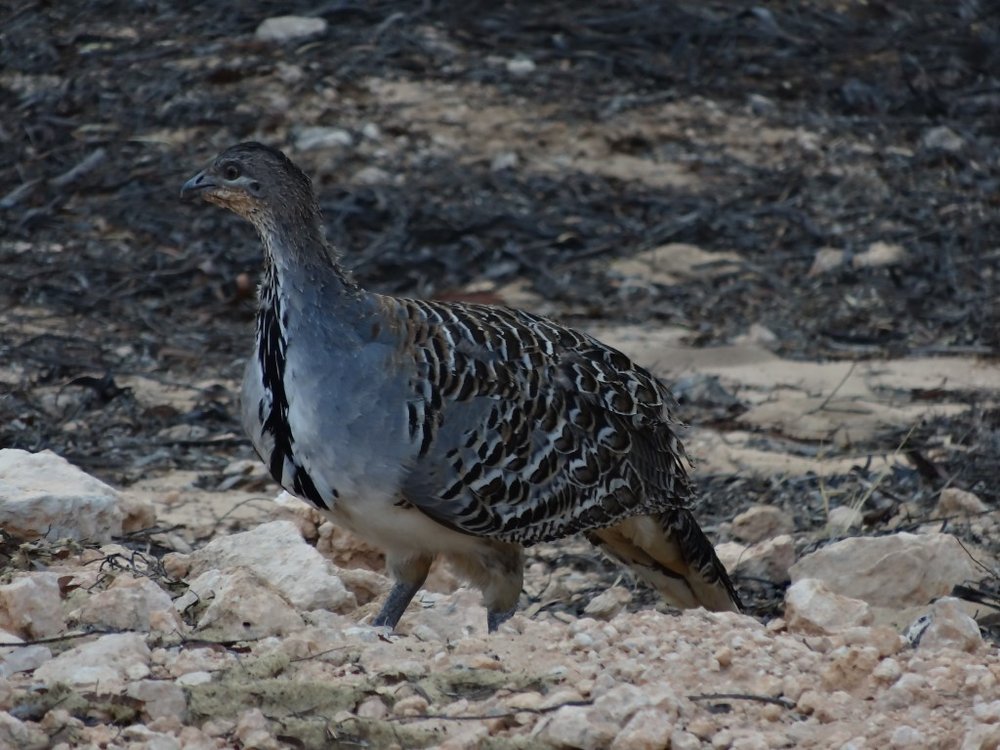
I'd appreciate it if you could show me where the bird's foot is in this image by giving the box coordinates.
[487,607,516,633]
[372,580,423,631]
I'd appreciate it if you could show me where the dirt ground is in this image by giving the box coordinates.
[1,1,999,747]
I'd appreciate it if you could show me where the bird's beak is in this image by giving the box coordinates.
[180,170,215,200]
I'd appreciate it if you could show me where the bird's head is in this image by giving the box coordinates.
[181,142,318,228]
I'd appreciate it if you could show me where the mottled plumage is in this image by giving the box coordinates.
[181,142,741,631]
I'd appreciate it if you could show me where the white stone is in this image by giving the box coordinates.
[119,491,157,533]
[737,534,796,583]
[506,57,536,75]
[0,711,49,750]
[611,707,673,750]
[121,726,181,750]
[827,506,864,531]
[584,586,632,620]
[126,679,188,721]
[255,16,327,43]
[0,572,65,638]
[890,725,924,748]
[920,125,965,153]
[0,449,123,541]
[176,670,213,686]
[937,488,988,516]
[541,705,616,750]
[75,575,184,634]
[593,683,650,723]
[0,632,51,677]
[807,247,846,276]
[789,532,985,609]
[294,126,353,151]
[785,578,873,634]
[916,597,983,653]
[852,241,906,269]
[34,633,150,690]
[187,520,355,612]
[189,567,305,641]
[731,505,792,543]
[670,730,703,750]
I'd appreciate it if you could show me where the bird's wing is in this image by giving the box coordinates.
[390,298,694,545]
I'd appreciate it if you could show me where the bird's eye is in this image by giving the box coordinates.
[223,164,241,181]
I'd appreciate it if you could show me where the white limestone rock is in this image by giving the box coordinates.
[125,679,188,721]
[0,711,49,750]
[915,597,983,653]
[827,505,864,532]
[294,126,353,152]
[255,15,327,43]
[731,505,792,543]
[584,586,632,620]
[34,633,150,690]
[611,707,674,750]
[74,575,185,634]
[0,449,122,541]
[0,628,52,677]
[937,488,988,517]
[189,567,306,641]
[185,520,355,613]
[0,572,66,639]
[789,532,985,609]
[540,704,617,750]
[743,534,796,583]
[785,578,873,635]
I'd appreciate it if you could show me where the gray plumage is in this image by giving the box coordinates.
[181,142,741,631]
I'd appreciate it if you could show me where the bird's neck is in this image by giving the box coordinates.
[256,214,361,312]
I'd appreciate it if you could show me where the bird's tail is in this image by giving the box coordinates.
[586,508,742,613]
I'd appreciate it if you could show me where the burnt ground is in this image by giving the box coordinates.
[2,1,999,623]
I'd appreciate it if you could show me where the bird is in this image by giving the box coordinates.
[181,142,742,632]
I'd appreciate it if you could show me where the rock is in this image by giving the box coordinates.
[789,532,985,609]
[731,505,792,544]
[827,505,864,531]
[541,705,616,750]
[963,723,1000,750]
[234,707,280,749]
[186,520,355,613]
[852,241,906,269]
[937,488,988,517]
[920,125,965,153]
[738,534,796,583]
[584,586,632,620]
[592,683,650,723]
[0,632,51,677]
[188,567,305,641]
[808,247,846,276]
[915,597,983,652]
[715,542,747,573]
[120,725,181,750]
[119,491,157,533]
[785,578,873,634]
[294,126,353,151]
[126,679,188,721]
[255,16,327,43]
[34,633,150,690]
[611,707,673,750]
[0,573,66,639]
[75,575,184,634]
[890,725,924,748]
[0,711,49,750]
[353,166,392,185]
[0,449,123,541]
[506,57,536,75]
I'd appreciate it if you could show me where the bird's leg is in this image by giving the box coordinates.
[372,580,424,629]
[372,552,433,630]
[487,607,516,633]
